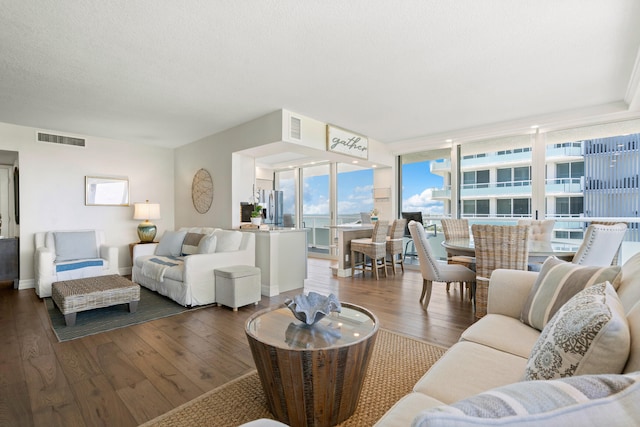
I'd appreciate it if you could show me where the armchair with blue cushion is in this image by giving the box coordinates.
[34,229,119,297]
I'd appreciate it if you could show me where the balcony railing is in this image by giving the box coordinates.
[461,180,532,197]
[545,177,583,194]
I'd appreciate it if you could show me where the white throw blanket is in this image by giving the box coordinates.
[142,256,181,282]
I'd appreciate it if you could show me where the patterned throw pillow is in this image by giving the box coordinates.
[181,232,206,255]
[520,257,621,330]
[412,372,640,426]
[523,282,629,381]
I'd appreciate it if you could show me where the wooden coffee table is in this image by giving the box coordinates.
[51,275,140,326]
[246,302,379,427]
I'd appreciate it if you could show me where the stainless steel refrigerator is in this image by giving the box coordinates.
[261,190,283,226]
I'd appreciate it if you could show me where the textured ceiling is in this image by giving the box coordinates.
[1,0,640,149]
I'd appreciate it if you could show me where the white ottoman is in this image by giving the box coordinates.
[215,265,261,311]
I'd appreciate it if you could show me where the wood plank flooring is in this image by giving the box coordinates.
[0,258,475,426]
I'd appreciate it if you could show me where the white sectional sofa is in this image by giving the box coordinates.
[34,229,119,297]
[132,227,255,307]
[374,253,640,426]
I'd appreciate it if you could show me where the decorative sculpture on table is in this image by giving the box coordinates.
[284,291,341,325]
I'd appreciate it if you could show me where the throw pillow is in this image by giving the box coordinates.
[181,232,206,255]
[155,230,187,257]
[412,372,640,426]
[523,282,629,380]
[197,234,217,254]
[520,257,621,330]
[54,231,98,262]
[213,229,243,252]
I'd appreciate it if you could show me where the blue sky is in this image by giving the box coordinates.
[279,160,445,217]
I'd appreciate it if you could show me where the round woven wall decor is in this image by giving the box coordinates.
[192,168,213,214]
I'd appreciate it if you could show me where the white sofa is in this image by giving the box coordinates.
[132,227,255,307]
[34,229,119,297]
[375,253,640,426]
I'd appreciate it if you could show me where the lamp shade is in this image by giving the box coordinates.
[133,202,161,220]
[133,201,161,242]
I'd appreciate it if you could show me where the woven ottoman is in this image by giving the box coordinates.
[51,275,140,326]
[215,265,261,311]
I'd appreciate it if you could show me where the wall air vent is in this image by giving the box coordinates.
[290,116,301,140]
[37,132,85,147]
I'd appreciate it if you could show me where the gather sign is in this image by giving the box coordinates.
[326,125,368,160]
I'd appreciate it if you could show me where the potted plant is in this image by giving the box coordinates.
[251,205,263,225]
[370,208,379,222]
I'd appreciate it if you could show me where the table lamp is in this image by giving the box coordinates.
[133,200,161,242]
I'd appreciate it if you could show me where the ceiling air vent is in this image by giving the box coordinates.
[37,132,85,147]
[290,116,301,140]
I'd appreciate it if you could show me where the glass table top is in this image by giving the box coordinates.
[246,303,377,350]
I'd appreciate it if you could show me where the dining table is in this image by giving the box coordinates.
[441,238,581,264]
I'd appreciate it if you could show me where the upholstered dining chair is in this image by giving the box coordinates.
[401,211,423,261]
[471,224,530,319]
[516,219,556,271]
[408,220,476,310]
[386,218,407,274]
[517,219,555,242]
[441,218,475,295]
[572,222,627,267]
[351,220,389,280]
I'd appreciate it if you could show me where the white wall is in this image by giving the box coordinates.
[0,122,174,288]
[174,111,283,229]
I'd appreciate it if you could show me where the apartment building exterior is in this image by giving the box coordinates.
[429,132,640,242]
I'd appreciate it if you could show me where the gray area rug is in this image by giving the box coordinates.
[45,287,192,342]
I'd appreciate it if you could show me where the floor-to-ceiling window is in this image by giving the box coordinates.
[275,169,296,227]
[275,162,376,258]
[301,164,331,254]
[459,135,533,222]
[337,164,373,224]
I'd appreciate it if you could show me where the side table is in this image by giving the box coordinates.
[129,241,157,262]
[246,302,379,427]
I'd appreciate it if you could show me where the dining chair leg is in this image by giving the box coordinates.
[446,283,451,292]
[421,279,433,309]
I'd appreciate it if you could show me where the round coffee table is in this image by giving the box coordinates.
[245,302,379,427]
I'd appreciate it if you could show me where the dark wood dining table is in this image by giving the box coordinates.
[442,238,580,263]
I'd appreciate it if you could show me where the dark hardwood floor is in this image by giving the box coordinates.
[0,258,475,426]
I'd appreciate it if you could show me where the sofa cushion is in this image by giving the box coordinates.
[413,341,528,404]
[54,231,98,262]
[524,282,629,380]
[614,251,640,314]
[624,302,640,373]
[520,257,621,330]
[373,392,444,426]
[155,230,187,257]
[460,314,540,358]
[197,234,217,254]
[412,372,640,427]
[181,232,206,255]
[213,229,243,252]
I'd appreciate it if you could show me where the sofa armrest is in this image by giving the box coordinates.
[132,243,158,263]
[486,269,539,319]
[100,245,119,270]
[34,246,54,280]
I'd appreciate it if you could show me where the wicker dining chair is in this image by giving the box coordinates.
[471,224,530,319]
[441,218,475,296]
[408,221,476,310]
[386,218,407,274]
[351,220,389,280]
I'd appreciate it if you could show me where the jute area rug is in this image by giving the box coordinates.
[46,287,194,342]
[141,328,447,427]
